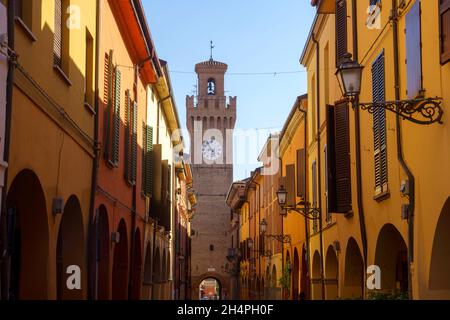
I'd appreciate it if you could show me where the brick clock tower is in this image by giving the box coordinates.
[187,57,236,300]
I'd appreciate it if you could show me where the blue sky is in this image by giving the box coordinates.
[143,0,315,180]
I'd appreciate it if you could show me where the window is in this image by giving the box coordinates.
[296,149,306,199]
[54,0,70,73]
[440,0,450,64]
[324,43,330,105]
[336,0,348,67]
[161,160,171,230]
[112,68,122,166]
[311,74,316,138]
[15,0,33,30]
[406,0,423,98]
[207,78,216,95]
[142,124,154,196]
[326,102,352,214]
[131,101,138,183]
[125,90,132,181]
[312,161,318,233]
[285,165,296,207]
[84,29,94,107]
[372,52,388,196]
[103,50,121,168]
[324,145,331,223]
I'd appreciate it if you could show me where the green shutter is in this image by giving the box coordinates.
[144,125,154,196]
[142,123,147,194]
[103,50,114,160]
[112,68,121,166]
[131,102,138,185]
[124,90,131,181]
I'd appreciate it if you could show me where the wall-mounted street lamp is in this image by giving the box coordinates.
[259,218,292,244]
[276,186,320,221]
[335,53,443,125]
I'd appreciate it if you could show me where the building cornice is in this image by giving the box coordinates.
[299,13,329,67]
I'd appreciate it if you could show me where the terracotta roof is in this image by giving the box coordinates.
[195,59,228,68]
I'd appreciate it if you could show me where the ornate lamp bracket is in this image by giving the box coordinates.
[353,97,444,125]
[266,234,292,244]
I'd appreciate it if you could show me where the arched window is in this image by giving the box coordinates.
[207,78,216,95]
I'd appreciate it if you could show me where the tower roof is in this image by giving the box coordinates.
[195,59,228,73]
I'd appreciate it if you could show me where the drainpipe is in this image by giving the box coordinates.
[279,156,285,300]
[391,0,415,300]
[244,199,250,299]
[311,33,325,301]
[1,0,15,301]
[351,0,368,299]
[128,64,140,299]
[253,179,262,300]
[88,0,101,300]
[151,219,159,300]
[250,181,257,300]
[297,105,311,300]
[236,209,241,300]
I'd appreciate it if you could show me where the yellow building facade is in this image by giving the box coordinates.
[301,0,450,300]
[258,135,283,300]
[2,0,97,299]
[279,96,309,300]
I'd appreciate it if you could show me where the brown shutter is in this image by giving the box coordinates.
[112,68,121,166]
[103,53,110,105]
[296,149,306,199]
[161,160,169,229]
[406,0,423,98]
[372,52,388,194]
[312,162,318,233]
[441,0,450,64]
[334,101,352,213]
[166,164,172,232]
[326,105,337,213]
[286,165,296,207]
[54,0,62,67]
[336,0,348,66]
[150,144,162,219]
[14,0,23,18]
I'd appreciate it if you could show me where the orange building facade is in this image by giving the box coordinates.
[91,0,160,300]
[0,0,190,301]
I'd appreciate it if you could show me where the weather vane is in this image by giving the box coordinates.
[210,41,215,61]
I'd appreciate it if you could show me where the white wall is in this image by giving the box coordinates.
[147,84,177,292]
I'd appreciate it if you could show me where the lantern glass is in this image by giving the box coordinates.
[277,186,287,207]
[260,219,267,234]
[336,53,363,98]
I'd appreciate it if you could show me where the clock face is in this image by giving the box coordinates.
[202,137,222,161]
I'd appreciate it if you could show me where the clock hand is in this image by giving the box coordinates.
[206,141,214,153]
